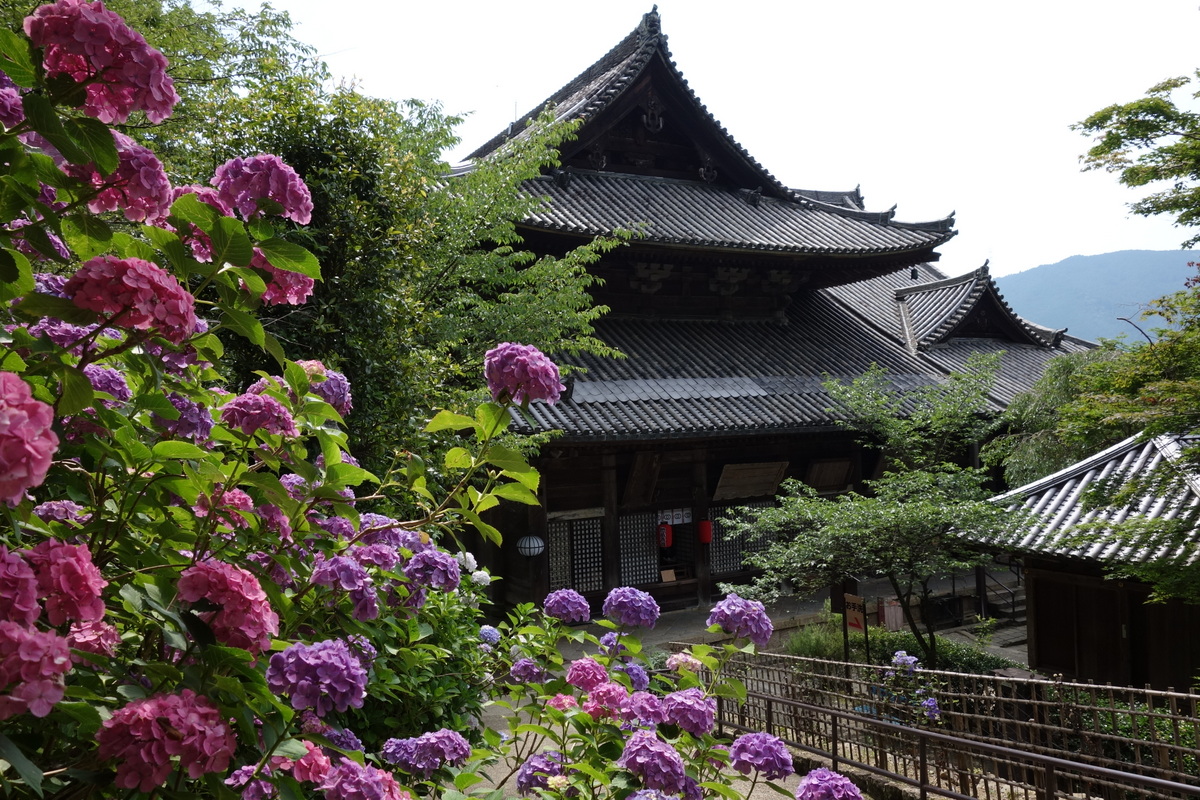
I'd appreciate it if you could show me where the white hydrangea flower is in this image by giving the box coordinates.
[471,570,491,586]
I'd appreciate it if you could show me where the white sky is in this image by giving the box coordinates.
[261,0,1200,278]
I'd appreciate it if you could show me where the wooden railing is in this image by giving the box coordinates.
[718,691,1200,800]
[710,651,1200,800]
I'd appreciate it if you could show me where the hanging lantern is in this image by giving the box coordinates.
[516,535,546,557]
[698,520,713,544]
[657,522,673,548]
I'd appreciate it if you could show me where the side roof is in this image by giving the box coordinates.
[516,267,1090,442]
[975,434,1200,565]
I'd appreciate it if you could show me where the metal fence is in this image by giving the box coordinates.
[717,651,1200,800]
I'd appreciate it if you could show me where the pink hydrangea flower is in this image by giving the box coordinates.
[547,693,578,711]
[212,154,313,224]
[583,680,629,721]
[484,342,564,405]
[177,560,279,653]
[0,621,71,720]
[321,757,411,800]
[566,657,608,692]
[290,740,333,783]
[0,546,39,625]
[24,0,179,123]
[0,371,59,505]
[65,255,198,343]
[220,392,299,438]
[251,248,315,306]
[96,690,236,792]
[67,618,121,661]
[192,485,254,530]
[26,539,106,626]
[64,131,173,223]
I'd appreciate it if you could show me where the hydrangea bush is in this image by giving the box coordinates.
[0,4,531,796]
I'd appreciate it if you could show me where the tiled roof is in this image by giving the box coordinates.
[514,275,1084,442]
[977,434,1200,565]
[521,172,954,256]
[466,8,788,197]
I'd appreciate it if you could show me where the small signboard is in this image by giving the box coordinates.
[844,594,866,631]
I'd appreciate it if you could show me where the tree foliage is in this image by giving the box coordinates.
[1075,72,1200,247]
[722,355,1013,668]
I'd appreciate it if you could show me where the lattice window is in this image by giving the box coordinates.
[549,517,604,593]
[709,501,774,575]
[619,512,659,586]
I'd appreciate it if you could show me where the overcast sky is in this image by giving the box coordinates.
[262,0,1200,278]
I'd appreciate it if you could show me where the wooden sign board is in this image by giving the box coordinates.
[844,594,866,631]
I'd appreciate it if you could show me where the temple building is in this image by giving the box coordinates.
[468,8,1091,610]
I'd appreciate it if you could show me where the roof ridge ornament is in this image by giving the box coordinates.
[642,91,664,133]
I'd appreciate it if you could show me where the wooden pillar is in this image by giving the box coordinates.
[693,454,711,604]
[602,453,621,591]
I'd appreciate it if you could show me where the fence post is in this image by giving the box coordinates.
[919,735,928,800]
[766,696,774,735]
[1044,762,1056,800]
[831,712,839,772]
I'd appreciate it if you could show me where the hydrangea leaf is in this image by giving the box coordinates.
[207,215,253,267]
[21,93,93,168]
[64,117,119,176]
[255,237,319,279]
[425,410,476,433]
[0,246,31,302]
[0,734,43,797]
[61,213,112,261]
[0,29,36,87]
[491,482,539,505]
[55,365,94,416]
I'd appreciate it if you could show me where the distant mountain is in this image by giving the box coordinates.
[993,250,1198,342]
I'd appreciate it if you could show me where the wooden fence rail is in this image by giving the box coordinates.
[712,651,1200,800]
[718,691,1200,800]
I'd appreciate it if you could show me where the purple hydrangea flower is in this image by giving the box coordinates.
[221,392,298,437]
[707,593,773,647]
[312,555,377,621]
[32,500,89,524]
[544,588,590,623]
[892,650,920,674]
[618,663,650,692]
[629,792,678,800]
[320,757,407,800]
[628,691,667,726]
[921,697,941,720]
[325,727,363,752]
[266,639,367,717]
[404,549,460,592]
[313,515,355,539]
[603,587,660,628]
[349,544,399,571]
[212,154,313,224]
[153,392,213,442]
[82,364,131,405]
[600,631,628,658]
[795,768,863,800]
[510,657,548,684]
[729,732,794,779]
[515,751,564,795]
[480,625,501,645]
[381,728,471,778]
[311,369,352,416]
[566,657,608,691]
[484,342,564,405]
[662,688,716,736]
[616,730,686,793]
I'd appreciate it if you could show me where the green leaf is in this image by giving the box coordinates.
[0,247,32,303]
[0,734,42,797]
[61,213,112,261]
[262,331,286,368]
[485,444,531,472]
[0,29,35,86]
[502,467,541,492]
[0,246,17,282]
[326,463,377,487]
[475,402,509,439]
[19,224,69,263]
[444,446,473,470]
[208,216,254,267]
[700,782,744,800]
[65,117,119,175]
[221,306,265,346]
[152,441,211,460]
[491,482,540,505]
[255,237,320,279]
[57,365,94,416]
[141,224,191,271]
[248,217,274,241]
[21,93,93,166]
[459,509,503,545]
[169,193,220,228]
[54,702,103,738]
[271,738,311,759]
[454,772,484,790]
[425,410,477,433]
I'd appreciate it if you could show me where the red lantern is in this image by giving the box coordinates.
[698,520,713,544]
[657,522,673,548]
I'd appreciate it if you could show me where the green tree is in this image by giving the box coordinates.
[1075,72,1200,247]
[722,355,1014,668]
